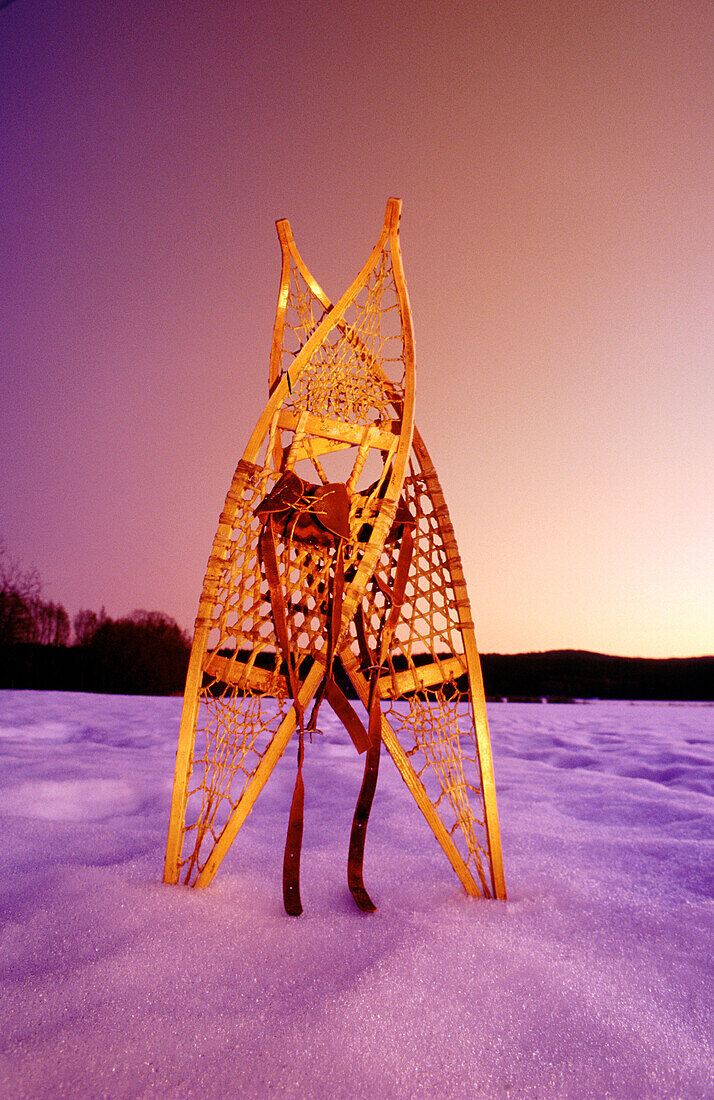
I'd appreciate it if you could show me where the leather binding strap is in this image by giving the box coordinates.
[324,679,370,754]
[256,471,414,915]
[257,492,351,917]
[258,516,307,915]
[282,725,305,916]
[347,720,381,911]
[348,524,414,911]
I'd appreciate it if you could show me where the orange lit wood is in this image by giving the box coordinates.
[203,652,288,695]
[194,661,325,888]
[164,197,506,906]
[276,409,400,450]
[164,198,416,889]
[377,655,467,698]
[268,202,506,901]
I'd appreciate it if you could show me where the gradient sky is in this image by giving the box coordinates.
[1,0,712,657]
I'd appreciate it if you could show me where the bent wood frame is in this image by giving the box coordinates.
[164,198,506,903]
[274,224,505,902]
[164,198,415,887]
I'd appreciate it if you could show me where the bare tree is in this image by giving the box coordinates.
[0,541,42,645]
[36,601,70,646]
[73,607,107,646]
[0,542,70,646]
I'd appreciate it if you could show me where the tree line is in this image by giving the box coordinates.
[0,544,190,694]
[2,545,711,701]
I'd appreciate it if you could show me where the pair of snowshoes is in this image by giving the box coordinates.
[164,199,506,913]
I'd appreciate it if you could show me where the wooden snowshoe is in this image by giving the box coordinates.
[164,198,506,912]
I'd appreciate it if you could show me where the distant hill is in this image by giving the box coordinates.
[479,650,714,702]
[0,643,711,702]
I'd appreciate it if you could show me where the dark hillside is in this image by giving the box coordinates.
[479,650,713,702]
[1,643,710,701]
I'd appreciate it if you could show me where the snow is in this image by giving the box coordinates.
[1,692,712,1099]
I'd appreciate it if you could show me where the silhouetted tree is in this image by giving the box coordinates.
[35,600,70,646]
[87,610,190,694]
[0,543,44,644]
[0,546,189,690]
[73,606,108,646]
[0,590,34,644]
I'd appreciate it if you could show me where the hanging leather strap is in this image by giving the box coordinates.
[282,726,305,916]
[307,540,345,735]
[260,516,353,916]
[258,518,304,729]
[345,606,382,911]
[258,518,308,916]
[324,679,371,754]
[346,528,415,911]
[258,480,414,916]
[347,724,381,911]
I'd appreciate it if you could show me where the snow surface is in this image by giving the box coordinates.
[0,691,712,1099]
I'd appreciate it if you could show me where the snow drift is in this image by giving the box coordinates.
[0,691,711,1098]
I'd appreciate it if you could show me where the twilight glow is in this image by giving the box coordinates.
[1,0,711,657]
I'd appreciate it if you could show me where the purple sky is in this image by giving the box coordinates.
[1,0,712,657]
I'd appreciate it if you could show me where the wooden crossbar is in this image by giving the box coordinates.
[376,655,468,698]
[277,409,400,450]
